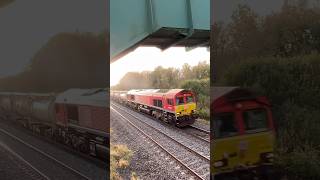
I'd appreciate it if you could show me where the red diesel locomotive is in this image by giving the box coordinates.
[112,89,198,127]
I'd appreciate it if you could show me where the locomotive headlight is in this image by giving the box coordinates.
[261,152,274,163]
[213,161,224,167]
[265,153,274,158]
[213,159,227,168]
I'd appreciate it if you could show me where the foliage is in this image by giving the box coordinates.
[112,61,209,91]
[213,1,320,83]
[181,78,210,119]
[131,172,139,180]
[110,144,133,180]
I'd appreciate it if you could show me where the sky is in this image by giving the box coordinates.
[110,47,210,86]
[0,0,105,77]
[214,0,284,23]
[214,0,320,23]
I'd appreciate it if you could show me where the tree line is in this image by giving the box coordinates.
[213,0,320,83]
[0,32,108,93]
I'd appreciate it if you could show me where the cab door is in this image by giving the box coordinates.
[212,111,242,174]
[165,97,174,111]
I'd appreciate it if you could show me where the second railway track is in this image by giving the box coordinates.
[0,127,92,180]
[111,103,210,180]
[6,118,108,169]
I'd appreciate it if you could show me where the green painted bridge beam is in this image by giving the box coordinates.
[110,0,210,62]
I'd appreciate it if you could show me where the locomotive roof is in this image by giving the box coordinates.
[55,88,107,107]
[127,89,187,95]
[211,86,262,102]
[211,87,239,102]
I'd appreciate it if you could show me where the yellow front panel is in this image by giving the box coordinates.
[211,131,274,175]
[175,103,196,117]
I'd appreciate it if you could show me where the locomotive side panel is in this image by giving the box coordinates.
[91,107,109,133]
[55,103,68,126]
[78,105,109,133]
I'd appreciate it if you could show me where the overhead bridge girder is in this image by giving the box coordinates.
[110,0,210,62]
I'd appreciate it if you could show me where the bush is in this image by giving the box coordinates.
[198,108,210,120]
[221,54,320,109]
[275,144,320,180]
[181,78,210,97]
[110,144,133,180]
[181,78,210,120]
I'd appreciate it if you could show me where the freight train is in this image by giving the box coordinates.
[111,89,198,127]
[211,87,275,179]
[0,88,109,160]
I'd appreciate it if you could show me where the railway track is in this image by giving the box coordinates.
[184,125,210,143]
[0,141,50,180]
[0,127,92,180]
[189,125,210,134]
[111,103,210,180]
[0,115,107,169]
[14,120,107,169]
[112,102,209,154]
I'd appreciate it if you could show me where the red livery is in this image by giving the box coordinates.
[112,89,198,127]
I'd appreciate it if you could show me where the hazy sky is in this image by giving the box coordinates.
[110,47,210,86]
[0,0,106,77]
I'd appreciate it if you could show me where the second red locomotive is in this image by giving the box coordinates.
[0,88,109,160]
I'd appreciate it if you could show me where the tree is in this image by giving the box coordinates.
[192,61,210,80]
[228,4,262,58]
[181,63,193,80]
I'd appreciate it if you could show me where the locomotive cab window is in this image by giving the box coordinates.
[186,96,194,103]
[66,105,79,123]
[176,96,184,105]
[153,99,163,108]
[214,113,238,138]
[243,108,268,133]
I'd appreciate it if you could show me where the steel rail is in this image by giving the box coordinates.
[0,128,91,180]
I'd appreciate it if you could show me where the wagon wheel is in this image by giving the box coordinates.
[78,138,90,153]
